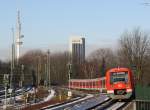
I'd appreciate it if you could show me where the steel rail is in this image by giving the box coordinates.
[40,97,83,110]
[89,98,116,110]
[41,94,94,110]
[100,99,132,110]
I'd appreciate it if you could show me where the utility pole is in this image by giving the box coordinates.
[68,63,72,89]
[10,28,15,89]
[20,64,24,88]
[47,50,50,87]
[44,62,47,87]
[37,56,41,86]
[67,51,72,98]
[68,51,73,89]
[3,74,9,110]
[67,63,72,98]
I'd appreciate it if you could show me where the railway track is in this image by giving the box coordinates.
[42,96,130,110]
[41,94,93,110]
[14,86,132,110]
[88,98,115,110]
[105,101,131,110]
[42,94,109,110]
[90,99,132,110]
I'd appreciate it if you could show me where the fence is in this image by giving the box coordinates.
[124,84,150,110]
[135,84,150,100]
[124,100,150,110]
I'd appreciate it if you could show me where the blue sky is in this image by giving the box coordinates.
[0,0,150,60]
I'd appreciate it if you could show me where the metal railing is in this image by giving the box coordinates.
[124,100,150,110]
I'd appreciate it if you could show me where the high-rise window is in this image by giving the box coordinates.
[69,37,85,64]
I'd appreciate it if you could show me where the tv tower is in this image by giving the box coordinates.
[16,10,24,64]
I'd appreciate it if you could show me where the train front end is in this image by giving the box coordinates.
[106,67,134,99]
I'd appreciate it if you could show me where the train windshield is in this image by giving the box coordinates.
[110,71,128,84]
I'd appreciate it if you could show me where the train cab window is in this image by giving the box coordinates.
[110,71,128,84]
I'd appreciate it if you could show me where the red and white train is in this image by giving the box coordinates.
[69,67,135,100]
[106,67,135,99]
[69,77,106,92]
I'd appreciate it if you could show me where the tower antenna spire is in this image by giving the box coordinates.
[15,10,24,64]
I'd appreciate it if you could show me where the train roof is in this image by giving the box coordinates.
[107,67,131,72]
[70,77,106,82]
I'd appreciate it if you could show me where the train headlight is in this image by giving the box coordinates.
[126,89,132,92]
[107,90,114,94]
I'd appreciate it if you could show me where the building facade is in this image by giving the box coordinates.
[69,37,85,63]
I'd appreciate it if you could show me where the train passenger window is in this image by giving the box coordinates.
[110,71,128,84]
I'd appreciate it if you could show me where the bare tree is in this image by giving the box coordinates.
[88,48,117,76]
[78,62,98,79]
[118,28,150,83]
[20,50,70,86]
[49,52,69,85]
[19,49,46,86]
[0,61,10,84]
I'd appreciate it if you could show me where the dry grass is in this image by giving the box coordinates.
[21,86,71,110]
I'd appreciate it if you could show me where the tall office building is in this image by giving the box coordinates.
[69,37,85,63]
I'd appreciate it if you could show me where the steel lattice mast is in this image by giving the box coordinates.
[16,10,23,64]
